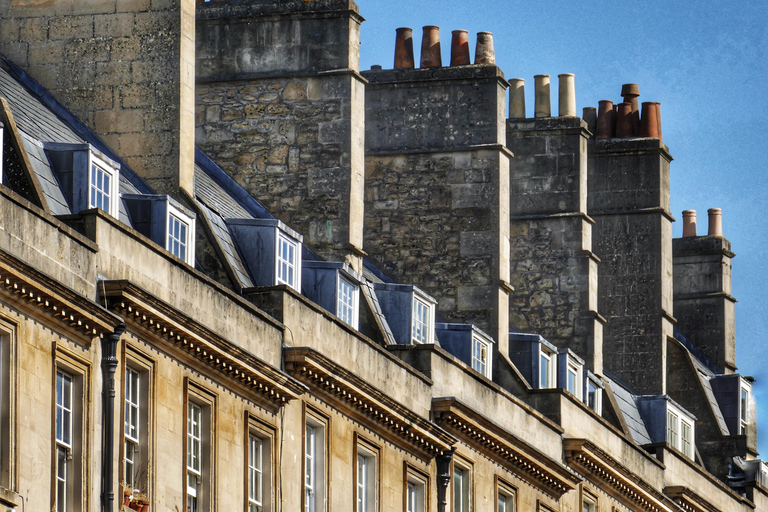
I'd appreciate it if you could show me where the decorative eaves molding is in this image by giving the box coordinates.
[102,280,305,409]
[664,486,722,512]
[565,439,675,512]
[284,347,456,460]
[0,250,122,338]
[432,398,580,499]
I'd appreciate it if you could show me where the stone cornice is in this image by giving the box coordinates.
[664,486,721,512]
[0,250,122,339]
[432,398,580,499]
[284,347,456,461]
[564,439,674,512]
[102,280,305,409]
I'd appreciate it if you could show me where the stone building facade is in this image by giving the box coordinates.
[0,1,764,512]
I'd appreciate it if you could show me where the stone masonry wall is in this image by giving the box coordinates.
[0,0,196,196]
[364,149,506,335]
[196,74,363,260]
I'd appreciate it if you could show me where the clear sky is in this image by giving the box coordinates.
[355,0,768,456]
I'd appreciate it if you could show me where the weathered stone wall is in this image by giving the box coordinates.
[0,0,196,196]
[361,66,510,346]
[364,149,507,336]
[673,235,736,373]
[195,1,365,267]
[506,117,602,373]
[588,138,674,395]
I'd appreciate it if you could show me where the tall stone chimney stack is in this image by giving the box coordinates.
[0,0,197,197]
[587,85,674,395]
[362,29,512,355]
[195,0,366,270]
[673,208,736,373]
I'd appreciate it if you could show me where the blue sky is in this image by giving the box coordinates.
[355,0,768,455]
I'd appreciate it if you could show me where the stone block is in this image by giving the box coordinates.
[0,41,29,66]
[49,15,94,39]
[120,83,155,108]
[26,64,57,91]
[94,13,134,37]
[460,231,492,257]
[96,60,132,86]
[71,0,117,15]
[111,36,140,61]
[18,17,46,41]
[451,183,492,210]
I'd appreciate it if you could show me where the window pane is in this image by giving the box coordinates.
[540,354,549,388]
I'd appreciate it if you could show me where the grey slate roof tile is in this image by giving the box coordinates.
[19,132,71,215]
[197,200,254,289]
[606,375,652,445]
[195,165,252,220]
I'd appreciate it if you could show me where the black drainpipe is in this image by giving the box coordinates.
[101,324,126,512]
[436,448,455,512]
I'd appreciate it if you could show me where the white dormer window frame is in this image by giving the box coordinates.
[667,402,695,459]
[275,231,301,290]
[585,375,602,415]
[565,358,583,400]
[337,274,359,330]
[88,153,120,218]
[471,334,492,378]
[411,292,435,345]
[539,346,556,389]
[167,203,196,265]
[740,379,752,435]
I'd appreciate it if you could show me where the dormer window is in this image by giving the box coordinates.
[666,402,695,458]
[558,350,584,400]
[302,262,361,329]
[740,380,752,434]
[167,204,195,264]
[471,334,491,377]
[539,346,555,388]
[411,293,434,344]
[584,372,603,415]
[276,232,298,288]
[373,284,437,345]
[123,194,196,265]
[89,154,119,217]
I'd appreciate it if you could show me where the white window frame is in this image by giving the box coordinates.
[337,275,359,330]
[585,378,602,415]
[304,412,327,512]
[185,383,214,512]
[0,320,14,490]
[124,367,141,493]
[582,494,596,512]
[667,403,695,459]
[452,461,471,512]
[88,153,120,218]
[355,440,377,512]
[539,347,555,389]
[740,380,752,435]
[276,231,301,290]
[56,370,73,512]
[566,360,582,399]
[411,292,435,345]
[405,468,427,512]
[471,334,492,378]
[249,435,264,512]
[167,203,196,265]
[187,402,203,512]
[496,479,515,512]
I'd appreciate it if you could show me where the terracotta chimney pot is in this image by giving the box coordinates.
[708,208,723,236]
[558,73,576,117]
[509,79,526,118]
[621,83,640,133]
[615,102,634,138]
[639,102,660,139]
[682,210,697,237]
[450,30,470,66]
[420,26,442,68]
[474,32,495,65]
[394,27,415,69]
[534,75,551,118]
[596,100,615,140]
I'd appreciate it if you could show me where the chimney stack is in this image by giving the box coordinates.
[682,210,697,237]
[474,32,496,65]
[420,26,442,68]
[534,75,551,118]
[395,28,415,69]
[450,30,470,66]
[708,208,723,236]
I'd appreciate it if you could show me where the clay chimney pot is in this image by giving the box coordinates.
[420,26,442,68]
[509,79,526,119]
[596,100,615,140]
[708,208,723,237]
[394,27,415,69]
[615,102,634,138]
[474,31,495,65]
[534,75,551,118]
[682,210,697,237]
[450,30,470,66]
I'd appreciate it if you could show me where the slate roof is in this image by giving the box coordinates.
[604,372,652,445]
